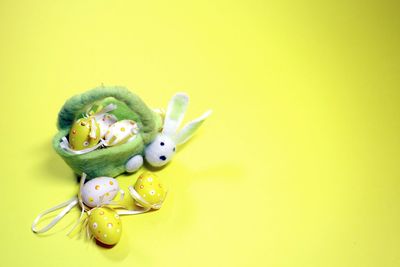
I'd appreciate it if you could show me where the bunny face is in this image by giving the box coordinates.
[144,134,177,167]
[137,93,211,170]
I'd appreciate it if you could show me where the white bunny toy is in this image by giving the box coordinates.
[125,93,212,172]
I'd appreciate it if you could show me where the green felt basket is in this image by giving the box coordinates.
[53,86,162,179]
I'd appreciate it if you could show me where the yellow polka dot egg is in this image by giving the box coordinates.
[81,177,120,208]
[69,117,100,150]
[88,207,122,246]
[129,172,167,209]
[104,120,139,146]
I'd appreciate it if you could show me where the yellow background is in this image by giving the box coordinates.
[0,0,399,266]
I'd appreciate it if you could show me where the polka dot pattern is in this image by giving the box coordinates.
[94,113,117,138]
[88,207,122,246]
[104,119,139,146]
[81,177,119,208]
[133,172,167,207]
[68,118,101,150]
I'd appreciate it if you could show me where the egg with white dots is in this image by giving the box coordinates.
[69,118,100,150]
[129,172,167,209]
[88,207,122,246]
[81,177,119,208]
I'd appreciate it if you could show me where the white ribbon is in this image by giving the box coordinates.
[31,196,79,234]
[60,137,105,155]
[116,207,150,215]
[128,186,165,210]
[93,103,117,116]
[85,103,117,117]
[31,173,91,235]
[89,117,97,139]
[32,173,156,236]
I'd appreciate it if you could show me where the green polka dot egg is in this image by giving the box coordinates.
[129,172,167,209]
[69,117,100,150]
[88,207,122,246]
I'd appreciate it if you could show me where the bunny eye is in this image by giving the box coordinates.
[160,142,165,146]
[173,147,176,152]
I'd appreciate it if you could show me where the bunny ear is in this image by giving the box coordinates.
[174,110,212,145]
[162,93,189,136]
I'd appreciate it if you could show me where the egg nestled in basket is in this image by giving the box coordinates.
[69,117,100,150]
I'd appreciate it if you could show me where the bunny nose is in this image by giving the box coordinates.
[159,156,167,161]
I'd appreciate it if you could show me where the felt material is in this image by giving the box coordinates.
[53,86,162,179]
[174,110,212,145]
[144,134,176,167]
[144,93,211,167]
[125,154,144,173]
[162,93,188,136]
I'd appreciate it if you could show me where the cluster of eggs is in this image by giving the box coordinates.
[80,172,167,246]
[68,104,139,151]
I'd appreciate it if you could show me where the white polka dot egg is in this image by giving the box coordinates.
[81,177,119,208]
[104,120,139,146]
[88,207,122,246]
[94,113,117,138]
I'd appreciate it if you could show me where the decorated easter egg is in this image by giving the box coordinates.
[81,177,119,208]
[94,113,117,138]
[88,207,122,246]
[129,172,167,209]
[69,117,100,150]
[104,120,139,146]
